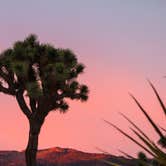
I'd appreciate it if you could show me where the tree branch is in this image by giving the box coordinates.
[0,68,14,86]
[48,101,59,111]
[0,84,15,95]
[0,68,15,93]
[16,90,32,119]
[29,98,37,113]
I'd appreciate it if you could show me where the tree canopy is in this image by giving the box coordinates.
[0,34,89,120]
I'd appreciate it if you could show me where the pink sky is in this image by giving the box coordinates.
[0,0,166,156]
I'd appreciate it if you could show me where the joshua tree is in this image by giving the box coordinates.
[0,34,89,166]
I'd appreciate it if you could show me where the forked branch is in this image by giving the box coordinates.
[16,90,32,119]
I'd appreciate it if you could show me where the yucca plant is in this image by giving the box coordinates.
[104,80,166,166]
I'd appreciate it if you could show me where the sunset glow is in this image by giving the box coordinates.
[0,0,166,157]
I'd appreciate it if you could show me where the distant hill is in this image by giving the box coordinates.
[0,147,137,166]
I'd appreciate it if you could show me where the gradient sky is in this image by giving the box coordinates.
[0,0,166,156]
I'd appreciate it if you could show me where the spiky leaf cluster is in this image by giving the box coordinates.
[105,81,166,166]
[0,34,89,118]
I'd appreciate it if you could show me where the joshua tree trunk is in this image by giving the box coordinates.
[25,120,42,166]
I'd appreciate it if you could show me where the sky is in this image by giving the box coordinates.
[0,0,166,156]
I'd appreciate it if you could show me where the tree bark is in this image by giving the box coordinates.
[25,121,42,166]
